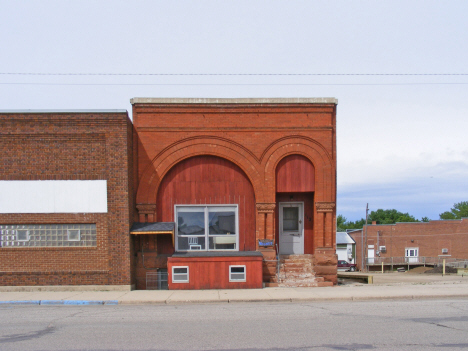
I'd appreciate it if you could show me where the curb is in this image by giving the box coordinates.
[0,300,118,305]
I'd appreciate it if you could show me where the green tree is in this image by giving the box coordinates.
[368,209,418,224]
[337,208,421,231]
[337,214,347,232]
[336,216,367,231]
[421,216,430,222]
[439,201,468,220]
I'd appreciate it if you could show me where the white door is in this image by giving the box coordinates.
[406,248,419,263]
[279,202,304,254]
[367,245,375,264]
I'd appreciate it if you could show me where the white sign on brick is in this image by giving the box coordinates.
[0,180,108,213]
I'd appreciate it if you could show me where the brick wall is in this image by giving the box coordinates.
[350,219,468,271]
[132,99,338,284]
[0,112,132,286]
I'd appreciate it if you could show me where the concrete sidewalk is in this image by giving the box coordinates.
[1,274,467,305]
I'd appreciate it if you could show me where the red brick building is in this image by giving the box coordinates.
[0,110,134,288]
[349,219,468,271]
[131,98,338,289]
[1,98,338,289]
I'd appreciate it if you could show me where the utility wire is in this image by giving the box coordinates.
[1,73,468,76]
[1,82,467,86]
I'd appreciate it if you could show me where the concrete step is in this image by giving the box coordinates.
[264,282,279,287]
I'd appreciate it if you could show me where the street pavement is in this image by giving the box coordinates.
[0,273,467,305]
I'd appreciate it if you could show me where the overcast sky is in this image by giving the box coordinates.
[1,1,468,221]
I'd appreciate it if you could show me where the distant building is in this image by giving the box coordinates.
[336,232,355,263]
[349,219,468,271]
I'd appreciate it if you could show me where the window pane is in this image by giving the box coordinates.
[209,211,236,234]
[173,275,188,281]
[177,211,205,235]
[283,207,298,231]
[209,236,236,250]
[17,230,29,241]
[230,267,245,273]
[173,267,188,274]
[177,236,205,250]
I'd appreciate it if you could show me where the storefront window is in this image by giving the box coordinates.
[175,205,238,251]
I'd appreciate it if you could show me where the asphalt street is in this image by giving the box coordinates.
[1,299,468,351]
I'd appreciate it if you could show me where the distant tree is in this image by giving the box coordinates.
[337,214,347,232]
[337,208,421,231]
[368,209,418,224]
[421,216,430,222]
[336,215,367,231]
[439,201,468,220]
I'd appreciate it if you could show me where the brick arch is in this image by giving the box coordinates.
[263,136,335,203]
[136,138,264,206]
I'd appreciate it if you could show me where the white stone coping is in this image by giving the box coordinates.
[0,109,127,114]
[130,97,338,105]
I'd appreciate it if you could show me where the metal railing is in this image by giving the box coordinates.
[366,256,467,267]
[146,271,168,290]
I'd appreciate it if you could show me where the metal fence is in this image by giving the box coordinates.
[146,270,168,290]
[366,256,467,266]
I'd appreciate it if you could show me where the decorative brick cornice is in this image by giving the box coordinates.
[315,202,335,213]
[136,204,157,214]
[256,203,276,213]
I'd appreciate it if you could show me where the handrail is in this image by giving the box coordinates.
[365,256,467,265]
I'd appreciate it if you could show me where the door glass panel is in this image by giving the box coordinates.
[283,207,299,231]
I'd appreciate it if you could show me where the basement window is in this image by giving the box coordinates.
[172,266,189,283]
[229,265,246,282]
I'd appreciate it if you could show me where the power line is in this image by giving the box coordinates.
[1,72,468,76]
[1,82,467,86]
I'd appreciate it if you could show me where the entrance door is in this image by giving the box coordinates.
[405,247,419,263]
[367,245,375,264]
[279,202,304,254]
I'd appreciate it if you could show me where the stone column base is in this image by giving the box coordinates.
[314,247,338,285]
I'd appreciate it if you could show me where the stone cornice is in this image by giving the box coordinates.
[315,202,335,213]
[256,203,276,213]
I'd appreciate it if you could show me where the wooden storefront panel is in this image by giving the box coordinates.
[168,256,263,290]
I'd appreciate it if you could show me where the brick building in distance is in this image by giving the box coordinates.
[1,98,338,290]
[349,219,468,272]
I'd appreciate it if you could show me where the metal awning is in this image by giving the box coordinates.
[130,222,175,246]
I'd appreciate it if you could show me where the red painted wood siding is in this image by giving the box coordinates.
[168,256,263,290]
[276,193,315,254]
[276,155,315,193]
[156,156,256,251]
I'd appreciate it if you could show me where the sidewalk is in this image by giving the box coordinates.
[1,274,467,305]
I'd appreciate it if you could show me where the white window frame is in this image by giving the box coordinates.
[16,229,29,242]
[172,266,189,283]
[405,247,419,257]
[175,204,239,252]
[229,265,246,282]
[67,229,81,241]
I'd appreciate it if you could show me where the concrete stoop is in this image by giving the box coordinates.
[277,254,333,287]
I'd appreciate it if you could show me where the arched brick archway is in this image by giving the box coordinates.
[156,155,257,251]
[136,137,265,220]
[262,137,336,254]
[263,136,335,203]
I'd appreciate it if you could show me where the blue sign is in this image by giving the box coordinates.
[259,239,274,247]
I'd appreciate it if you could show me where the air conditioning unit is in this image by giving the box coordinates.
[379,246,387,253]
[442,248,448,254]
